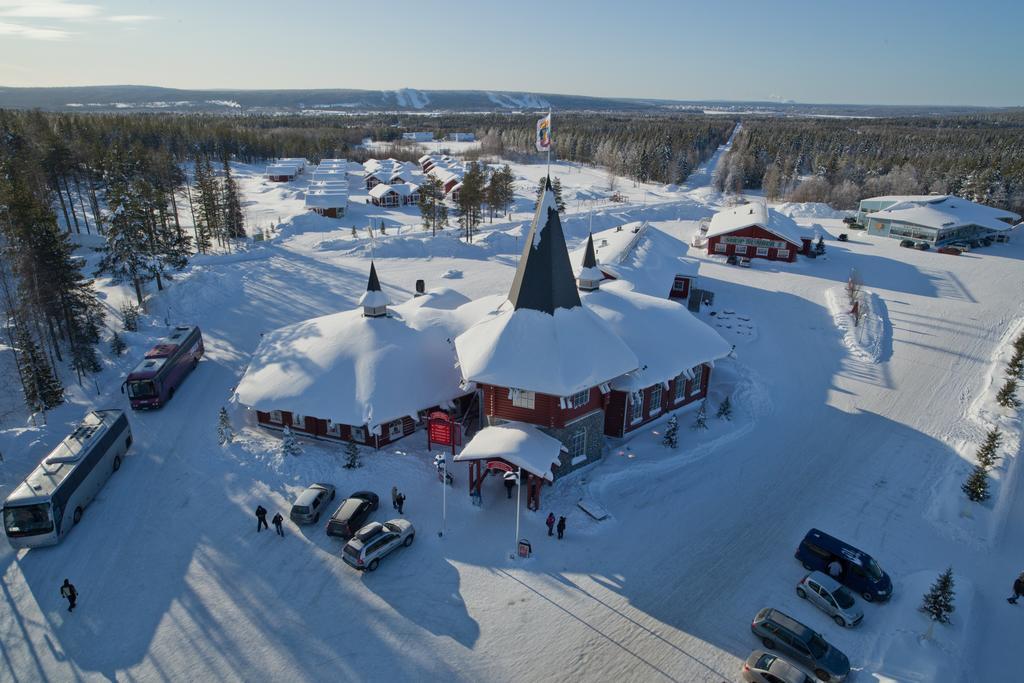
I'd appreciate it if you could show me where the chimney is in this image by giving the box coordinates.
[415,279,426,297]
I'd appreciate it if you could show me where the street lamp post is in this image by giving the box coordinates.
[435,453,447,538]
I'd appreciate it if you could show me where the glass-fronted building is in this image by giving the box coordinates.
[856,195,1020,245]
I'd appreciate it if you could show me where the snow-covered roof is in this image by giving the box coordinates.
[236,289,500,429]
[707,203,802,245]
[369,182,419,199]
[266,164,299,176]
[863,195,1020,232]
[569,222,701,298]
[582,280,732,391]
[313,169,348,181]
[454,422,565,481]
[304,188,349,209]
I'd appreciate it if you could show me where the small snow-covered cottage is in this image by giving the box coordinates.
[369,182,420,207]
[266,163,300,182]
[706,203,802,262]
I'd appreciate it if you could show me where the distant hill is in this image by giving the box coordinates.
[0,85,1013,118]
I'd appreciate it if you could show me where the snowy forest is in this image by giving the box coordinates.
[714,112,1024,213]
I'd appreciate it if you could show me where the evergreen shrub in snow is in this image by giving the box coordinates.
[716,396,732,420]
[976,428,1003,470]
[345,440,361,468]
[996,378,1020,408]
[961,465,990,502]
[120,300,140,332]
[280,427,302,456]
[919,567,955,625]
[110,331,127,356]
[662,415,678,449]
[217,407,233,445]
[691,400,708,430]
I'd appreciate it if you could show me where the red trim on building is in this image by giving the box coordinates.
[706,224,799,262]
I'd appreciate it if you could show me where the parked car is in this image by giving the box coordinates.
[751,608,850,682]
[899,239,916,248]
[937,246,962,256]
[739,257,752,268]
[796,572,864,628]
[726,254,739,265]
[980,236,993,246]
[848,222,865,230]
[914,241,930,250]
[290,483,336,524]
[841,216,857,225]
[795,528,892,602]
[837,234,848,242]
[341,519,415,571]
[742,650,814,683]
[325,491,379,539]
[949,241,971,252]
[994,234,1010,243]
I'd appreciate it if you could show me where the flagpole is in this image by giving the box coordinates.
[546,108,552,177]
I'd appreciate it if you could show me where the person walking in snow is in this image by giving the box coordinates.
[1008,571,1024,604]
[556,516,566,540]
[272,512,284,537]
[391,486,399,510]
[255,505,268,532]
[827,559,843,579]
[546,513,556,536]
[504,477,515,500]
[396,492,406,515]
[60,579,77,612]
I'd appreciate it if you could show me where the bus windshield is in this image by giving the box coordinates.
[127,380,158,399]
[3,503,54,537]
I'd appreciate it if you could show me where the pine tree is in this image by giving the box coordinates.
[662,414,679,449]
[717,396,732,420]
[97,177,151,305]
[120,300,140,331]
[344,440,361,468]
[919,567,955,625]
[217,406,233,445]
[691,400,708,430]
[961,465,990,502]
[996,378,1020,408]
[110,330,127,356]
[13,320,64,411]
[552,177,566,213]
[419,175,447,236]
[280,426,301,456]
[976,428,1003,470]
[221,156,246,239]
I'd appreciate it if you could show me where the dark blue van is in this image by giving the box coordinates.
[795,528,892,602]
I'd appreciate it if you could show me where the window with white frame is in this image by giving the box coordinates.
[777,249,790,259]
[714,242,727,253]
[756,247,769,256]
[672,277,687,292]
[691,365,706,395]
[568,428,586,462]
[351,426,366,443]
[649,385,662,414]
[569,388,590,409]
[674,374,686,401]
[630,393,644,422]
[511,389,536,410]
[735,245,747,255]
[292,414,305,430]
[269,410,283,424]
[388,421,403,439]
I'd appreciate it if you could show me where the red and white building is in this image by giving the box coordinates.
[369,182,420,207]
[706,203,803,262]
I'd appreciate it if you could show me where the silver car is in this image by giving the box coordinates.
[742,650,814,683]
[797,572,864,628]
[341,519,414,571]
[289,483,336,525]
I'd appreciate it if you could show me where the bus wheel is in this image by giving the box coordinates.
[73,507,83,525]
[113,455,122,472]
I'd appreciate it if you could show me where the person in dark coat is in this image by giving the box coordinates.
[396,492,406,515]
[60,579,77,612]
[556,516,566,540]
[546,513,556,536]
[391,486,399,510]
[1009,571,1024,604]
[504,477,515,499]
[272,512,284,537]
[255,505,268,532]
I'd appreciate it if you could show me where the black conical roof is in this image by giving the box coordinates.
[366,261,382,292]
[507,178,581,314]
[582,233,597,269]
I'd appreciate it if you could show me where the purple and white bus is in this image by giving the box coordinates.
[123,325,204,409]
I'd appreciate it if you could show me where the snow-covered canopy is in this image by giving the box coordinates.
[454,422,566,481]
[582,280,732,391]
[236,289,500,429]
[863,195,1020,232]
[708,203,802,246]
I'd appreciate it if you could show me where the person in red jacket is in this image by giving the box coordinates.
[546,513,556,536]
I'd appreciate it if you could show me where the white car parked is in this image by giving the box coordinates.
[341,519,414,571]
[796,572,864,628]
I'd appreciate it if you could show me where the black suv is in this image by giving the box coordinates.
[326,491,379,539]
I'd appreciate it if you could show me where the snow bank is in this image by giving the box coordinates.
[775,202,848,220]
[826,287,887,364]
[863,570,975,682]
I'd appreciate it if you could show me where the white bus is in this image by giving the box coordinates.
[3,410,132,548]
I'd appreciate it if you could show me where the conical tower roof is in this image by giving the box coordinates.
[507,178,581,314]
[358,261,390,312]
[577,232,604,291]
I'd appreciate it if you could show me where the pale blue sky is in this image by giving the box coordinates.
[0,0,1020,106]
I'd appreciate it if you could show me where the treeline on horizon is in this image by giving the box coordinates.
[715,112,1024,214]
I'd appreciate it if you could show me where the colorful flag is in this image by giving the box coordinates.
[535,113,551,152]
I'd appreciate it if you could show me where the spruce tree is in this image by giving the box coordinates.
[552,177,566,213]
[662,414,679,449]
[345,440,361,468]
[120,300,140,331]
[217,406,233,445]
[280,426,302,456]
[110,331,127,356]
[919,567,955,625]
[221,156,246,239]
[996,378,1020,408]
[961,465,990,502]
[717,396,732,420]
[976,428,1003,469]
[691,400,708,430]
[14,320,64,410]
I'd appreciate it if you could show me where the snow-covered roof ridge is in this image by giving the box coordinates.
[864,194,1020,231]
[707,202,802,245]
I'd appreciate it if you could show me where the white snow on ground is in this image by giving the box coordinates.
[826,287,888,364]
[2,136,1024,682]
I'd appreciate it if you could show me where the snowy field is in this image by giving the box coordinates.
[2,135,1023,682]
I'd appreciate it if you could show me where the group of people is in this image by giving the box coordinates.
[391,486,407,514]
[545,513,567,539]
[255,505,285,536]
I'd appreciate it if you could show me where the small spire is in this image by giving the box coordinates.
[359,261,389,317]
[366,261,382,292]
[582,233,597,269]
[577,233,603,292]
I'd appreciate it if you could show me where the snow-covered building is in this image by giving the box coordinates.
[304,181,349,218]
[447,132,476,142]
[706,203,803,262]
[855,195,1020,245]
[236,263,496,448]
[368,182,420,207]
[266,163,300,182]
[402,132,434,142]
